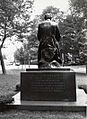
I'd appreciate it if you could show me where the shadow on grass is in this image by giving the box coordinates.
[0,69,21,105]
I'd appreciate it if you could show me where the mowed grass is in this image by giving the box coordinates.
[0,67,87,96]
[0,69,21,96]
[0,68,24,104]
[0,66,86,119]
[0,110,85,119]
[76,73,87,86]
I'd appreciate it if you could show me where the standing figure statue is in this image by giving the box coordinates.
[37,13,62,69]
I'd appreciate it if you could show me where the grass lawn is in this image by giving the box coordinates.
[0,69,21,96]
[0,66,86,119]
[0,69,22,104]
[0,110,85,119]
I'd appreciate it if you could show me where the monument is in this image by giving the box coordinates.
[21,13,76,102]
[37,13,62,69]
[21,68,76,101]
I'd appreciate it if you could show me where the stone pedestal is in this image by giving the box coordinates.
[12,88,87,112]
[21,68,76,101]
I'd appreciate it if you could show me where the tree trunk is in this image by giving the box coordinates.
[62,53,64,66]
[0,49,6,74]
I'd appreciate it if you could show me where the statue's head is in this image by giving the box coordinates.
[44,13,52,20]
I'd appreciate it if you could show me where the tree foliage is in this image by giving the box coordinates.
[69,0,87,19]
[0,0,34,73]
[13,0,35,64]
[13,0,34,41]
[0,0,19,74]
[68,0,87,64]
[40,6,64,22]
[0,0,18,48]
[59,14,84,53]
[14,46,29,64]
[14,1,87,65]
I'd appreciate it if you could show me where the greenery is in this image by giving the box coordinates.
[0,0,34,73]
[0,0,18,74]
[14,6,64,64]
[0,0,87,70]
[0,0,87,117]
[67,0,87,64]
[14,1,87,65]
[14,46,28,64]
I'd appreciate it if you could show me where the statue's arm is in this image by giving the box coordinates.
[56,25,61,41]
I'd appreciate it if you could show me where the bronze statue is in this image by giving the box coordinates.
[37,14,62,68]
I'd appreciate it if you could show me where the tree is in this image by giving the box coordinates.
[68,0,87,64]
[59,13,86,63]
[26,15,40,62]
[69,0,87,18]
[14,46,27,64]
[13,0,34,41]
[69,0,87,43]
[13,0,35,64]
[0,0,34,73]
[40,6,64,22]
[0,0,18,74]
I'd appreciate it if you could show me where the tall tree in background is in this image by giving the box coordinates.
[26,15,39,62]
[59,14,85,63]
[40,6,64,22]
[69,0,87,63]
[69,0,87,42]
[0,0,34,74]
[0,0,18,74]
[13,0,34,41]
[13,0,34,64]
[69,0,87,19]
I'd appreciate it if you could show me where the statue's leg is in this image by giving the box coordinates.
[38,47,52,69]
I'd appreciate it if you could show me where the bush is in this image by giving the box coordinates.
[0,94,14,105]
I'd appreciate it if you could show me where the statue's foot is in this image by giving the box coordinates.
[38,60,61,69]
[50,60,61,68]
[38,64,51,69]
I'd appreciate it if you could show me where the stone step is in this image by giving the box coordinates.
[10,89,87,112]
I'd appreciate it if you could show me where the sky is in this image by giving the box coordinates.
[33,0,69,15]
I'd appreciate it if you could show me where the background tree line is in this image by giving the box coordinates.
[0,0,34,73]
[0,0,87,74]
[14,0,87,66]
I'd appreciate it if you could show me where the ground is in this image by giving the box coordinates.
[0,65,86,119]
[0,110,85,119]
